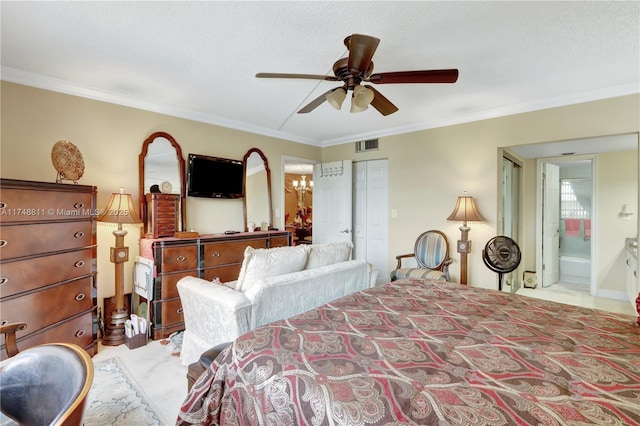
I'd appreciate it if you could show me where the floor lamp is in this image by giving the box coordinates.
[98,188,142,346]
[447,193,485,285]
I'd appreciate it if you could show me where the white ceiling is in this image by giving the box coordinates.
[1,1,638,148]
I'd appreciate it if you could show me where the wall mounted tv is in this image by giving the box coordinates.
[187,153,245,199]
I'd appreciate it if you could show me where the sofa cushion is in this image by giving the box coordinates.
[236,245,310,292]
[305,241,353,270]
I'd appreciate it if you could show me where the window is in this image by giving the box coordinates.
[560,179,591,219]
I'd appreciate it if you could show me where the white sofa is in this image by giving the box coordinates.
[177,241,378,366]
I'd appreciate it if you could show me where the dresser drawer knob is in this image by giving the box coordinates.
[75,293,86,301]
[73,202,84,209]
[176,255,186,262]
[75,260,85,268]
[74,231,85,238]
[211,252,221,258]
[177,308,184,314]
[0,278,8,285]
[75,330,86,338]
[0,240,7,248]
[0,202,6,209]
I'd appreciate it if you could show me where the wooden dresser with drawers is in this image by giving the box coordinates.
[0,179,98,359]
[139,231,291,339]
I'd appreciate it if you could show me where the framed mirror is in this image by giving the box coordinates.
[242,148,272,232]
[138,131,186,236]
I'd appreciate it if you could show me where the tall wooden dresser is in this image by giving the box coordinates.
[0,179,98,359]
[139,231,291,339]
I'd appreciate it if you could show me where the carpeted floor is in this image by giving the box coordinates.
[0,334,184,426]
[90,331,187,425]
[86,356,164,425]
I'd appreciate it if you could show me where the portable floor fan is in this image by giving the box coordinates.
[482,236,522,291]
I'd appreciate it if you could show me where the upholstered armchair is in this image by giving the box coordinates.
[0,323,94,426]
[390,230,452,281]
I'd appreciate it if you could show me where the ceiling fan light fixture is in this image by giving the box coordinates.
[326,88,347,110]
[350,85,374,113]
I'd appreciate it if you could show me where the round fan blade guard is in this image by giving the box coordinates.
[483,236,522,290]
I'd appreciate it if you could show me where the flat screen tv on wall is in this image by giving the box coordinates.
[187,153,244,199]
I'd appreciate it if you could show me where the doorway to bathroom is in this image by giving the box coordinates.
[539,156,594,294]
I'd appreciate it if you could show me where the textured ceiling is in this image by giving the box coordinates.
[1,1,638,147]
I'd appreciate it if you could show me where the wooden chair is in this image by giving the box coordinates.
[0,322,94,426]
[390,230,452,281]
[1,322,27,359]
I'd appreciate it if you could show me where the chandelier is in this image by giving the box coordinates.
[293,175,313,195]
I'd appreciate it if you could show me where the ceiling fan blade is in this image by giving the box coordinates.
[256,72,339,82]
[297,88,339,114]
[365,85,399,116]
[367,69,459,84]
[346,34,380,76]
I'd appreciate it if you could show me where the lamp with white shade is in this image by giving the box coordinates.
[447,192,485,285]
[98,188,142,346]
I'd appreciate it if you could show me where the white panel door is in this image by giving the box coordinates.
[312,161,353,244]
[542,163,560,286]
[353,160,389,284]
[353,163,367,259]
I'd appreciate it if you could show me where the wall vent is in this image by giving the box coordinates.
[355,139,379,153]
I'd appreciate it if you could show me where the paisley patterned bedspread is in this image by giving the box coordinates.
[177,278,640,425]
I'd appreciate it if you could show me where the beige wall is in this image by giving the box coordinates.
[2,81,639,301]
[322,95,640,291]
[1,82,321,307]
[597,150,638,292]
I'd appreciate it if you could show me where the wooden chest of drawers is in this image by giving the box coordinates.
[0,179,98,359]
[141,231,291,339]
[146,193,180,238]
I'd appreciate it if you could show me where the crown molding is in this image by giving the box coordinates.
[322,82,640,147]
[3,66,637,148]
[1,67,319,146]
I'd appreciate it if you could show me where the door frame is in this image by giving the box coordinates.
[500,153,522,293]
[281,155,317,231]
[535,154,597,295]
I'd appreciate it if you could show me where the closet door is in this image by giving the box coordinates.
[353,160,388,285]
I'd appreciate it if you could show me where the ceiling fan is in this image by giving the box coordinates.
[256,34,458,116]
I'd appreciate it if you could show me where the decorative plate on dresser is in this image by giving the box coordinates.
[51,140,85,183]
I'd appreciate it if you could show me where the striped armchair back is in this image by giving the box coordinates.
[414,230,449,270]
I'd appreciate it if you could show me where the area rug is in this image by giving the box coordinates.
[160,330,183,357]
[85,356,163,425]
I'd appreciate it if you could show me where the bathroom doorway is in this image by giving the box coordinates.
[539,156,594,294]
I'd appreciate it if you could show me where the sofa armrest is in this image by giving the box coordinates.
[177,277,252,365]
[368,263,380,287]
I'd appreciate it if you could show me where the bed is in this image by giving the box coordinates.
[177,278,640,425]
